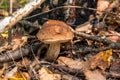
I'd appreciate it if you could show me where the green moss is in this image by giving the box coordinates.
[0,0,8,9]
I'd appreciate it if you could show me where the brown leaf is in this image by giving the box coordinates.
[106,30,120,42]
[62,74,79,80]
[88,49,112,70]
[16,57,31,67]
[38,67,61,80]
[98,30,120,42]
[12,36,27,50]
[97,0,110,15]
[57,57,106,80]
[110,59,120,77]
[107,35,120,42]
[75,22,92,33]
[84,69,106,80]
[22,72,30,80]
[13,71,30,80]
[0,64,7,76]
[0,10,8,16]
[57,57,85,70]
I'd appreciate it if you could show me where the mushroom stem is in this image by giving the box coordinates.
[45,42,60,61]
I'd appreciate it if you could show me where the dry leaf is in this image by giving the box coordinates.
[13,72,29,80]
[98,30,120,42]
[62,74,79,80]
[7,71,29,80]
[107,35,120,42]
[8,77,24,80]
[38,67,61,80]
[84,69,106,80]
[0,64,7,76]
[110,59,120,77]
[4,67,28,80]
[16,57,31,67]
[106,30,120,42]
[0,10,8,16]
[57,57,106,80]
[97,0,110,15]
[21,72,30,80]
[88,49,113,70]
[5,67,18,78]
[57,57,85,69]
[75,22,92,33]
[12,36,27,50]
[1,77,8,80]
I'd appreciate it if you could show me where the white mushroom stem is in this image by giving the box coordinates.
[45,42,60,61]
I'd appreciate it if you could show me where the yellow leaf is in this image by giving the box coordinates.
[8,78,24,80]
[89,49,113,70]
[102,49,112,62]
[1,31,8,38]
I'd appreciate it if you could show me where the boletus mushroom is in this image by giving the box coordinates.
[37,20,74,61]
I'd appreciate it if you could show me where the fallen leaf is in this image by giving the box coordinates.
[88,49,113,70]
[12,36,27,50]
[5,67,18,78]
[97,0,110,15]
[0,64,7,76]
[21,72,30,80]
[38,67,61,80]
[75,22,92,33]
[98,30,120,42]
[0,9,8,16]
[57,57,106,80]
[62,74,79,80]
[1,31,8,38]
[84,69,106,80]
[13,72,29,80]
[57,57,85,70]
[110,59,120,77]
[8,78,24,80]
[16,57,31,67]
[106,30,120,42]
[107,35,120,42]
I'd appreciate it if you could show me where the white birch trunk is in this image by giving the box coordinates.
[0,0,45,33]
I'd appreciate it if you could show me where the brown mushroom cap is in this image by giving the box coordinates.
[37,20,74,44]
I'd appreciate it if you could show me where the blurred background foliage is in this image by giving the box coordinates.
[0,0,29,9]
[0,0,8,9]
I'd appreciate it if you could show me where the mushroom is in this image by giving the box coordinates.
[37,20,74,61]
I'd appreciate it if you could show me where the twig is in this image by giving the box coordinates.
[75,46,111,53]
[74,31,120,49]
[32,60,83,75]
[24,5,120,20]
[23,6,100,20]
[0,42,41,63]
[51,64,83,75]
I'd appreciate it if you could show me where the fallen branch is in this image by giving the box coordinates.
[0,0,45,33]
[0,42,41,63]
[74,31,120,49]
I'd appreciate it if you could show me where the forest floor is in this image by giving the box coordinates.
[0,0,120,80]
